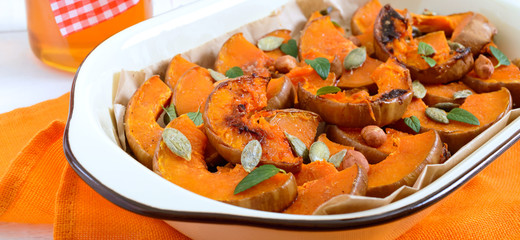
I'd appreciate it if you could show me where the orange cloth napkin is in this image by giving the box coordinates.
[0,93,519,239]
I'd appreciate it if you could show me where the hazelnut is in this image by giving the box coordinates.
[361,125,387,148]
[338,150,369,173]
[347,36,362,47]
[330,55,343,79]
[275,55,298,73]
[474,54,494,79]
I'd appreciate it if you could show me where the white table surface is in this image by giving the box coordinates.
[0,1,190,239]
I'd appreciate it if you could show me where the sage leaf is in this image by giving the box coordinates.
[404,115,421,133]
[162,128,192,161]
[257,36,284,51]
[309,141,330,162]
[412,80,426,98]
[284,132,309,160]
[225,66,244,78]
[422,56,437,67]
[316,86,341,96]
[162,103,177,124]
[241,140,262,173]
[490,46,510,68]
[187,109,203,126]
[331,20,341,28]
[447,108,480,125]
[328,149,347,168]
[425,107,449,124]
[209,69,227,81]
[305,57,330,80]
[344,47,367,71]
[418,42,436,56]
[234,165,282,194]
[280,39,298,58]
[453,89,473,99]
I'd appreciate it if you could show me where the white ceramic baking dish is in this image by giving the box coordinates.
[64,0,520,239]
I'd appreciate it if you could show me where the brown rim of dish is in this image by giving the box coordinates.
[63,65,520,231]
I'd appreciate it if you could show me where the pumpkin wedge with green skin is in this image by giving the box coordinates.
[284,164,368,215]
[463,44,520,108]
[297,57,413,128]
[125,75,171,169]
[203,75,321,173]
[215,33,273,78]
[400,88,512,153]
[326,126,409,164]
[367,130,443,198]
[374,5,474,84]
[153,115,297,212]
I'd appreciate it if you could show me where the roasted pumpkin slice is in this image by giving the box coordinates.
[423,81,475,106]
[215,33,272,78]
[326,126,409,164]
[451,12,497,56]
[172,66,215,115]
[350,0,382,55]
[260,29,292,60]
[265,109,321,148]
[337,57,383,90]
[294,161,338,186]
[266,76,295,110]
[374,5,474,84]
[284,164,367,215]
[463,51,520,108]
[411,12,473,36]
[317,134,369,172]
[125,75,171,169]
[153,115,297,212]
[367,130,443,198]
[297,57,413,127]
[165,54,198,89]
[401,88,512,152]
[203,75,320,173]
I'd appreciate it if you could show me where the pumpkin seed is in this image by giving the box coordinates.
[343,47,367,71]
[209,69,227,81]
[433,102,460,111]
[241,140,262,173]
[162,128,192,160]
[257,36,284,51]
[422,9,436,16]
[412,80,426,98]
[425,107,449,124]
[284,132,309,160]
[453,89,473,99]
[448,41,464,52]
[309,141,330,162]
[328,150,347,168]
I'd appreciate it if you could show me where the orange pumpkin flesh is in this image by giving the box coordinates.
[266,76,295,110]
[172,66,214,115]
[165,54,198,89]
[337,57,383,90]
[367,130,443,198]
[402,88,512,152]
[215,33,272,78]
[203,75,319,173]
[411,12,473,36]
[423,81,475,106]
[125,75,171,169]
[297,58,413,127]
[153,115,297,212]
[284,164,367,215]
[294,161,338,186]
[350,0,382,55]
[265,109,321,148]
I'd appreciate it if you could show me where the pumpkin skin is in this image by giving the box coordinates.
[374,5,474,84]
[124,75,171,169]
[266,76,295,110]
[153,115,297,212]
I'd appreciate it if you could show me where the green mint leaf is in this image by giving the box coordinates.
[418,42,436,56]
[404,116,421,133]
[331,20,341,28]
[447,108,480,125]
[162,103,177,124]
[234,165,282,194]
[422,56,437,67]
[305,57,330,80]
[280,39,298,58]
[490,46,511,68]
[186,108,204,126]
[225,66,244,78]
[316,86,341,96]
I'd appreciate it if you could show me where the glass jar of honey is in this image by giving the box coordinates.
[25,0,153,72]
